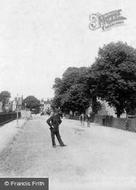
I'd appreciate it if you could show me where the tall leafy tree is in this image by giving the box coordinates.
[23,96,40,112]
[52,67,91,113]
[61,84,90,113]
[90,41,136,117]
[0,91,11,111]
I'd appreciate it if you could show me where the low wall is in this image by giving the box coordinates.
[94,115,113,127]
[0,112,21,125]
[127,118,136,132]
[67,114,136,132]
[94,115,105,126]
[94,114,136,132]
[111,117,126,130]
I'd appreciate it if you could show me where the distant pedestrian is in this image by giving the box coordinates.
[79,113,85,126]
[85,113,90,127]
[46,109,66,147]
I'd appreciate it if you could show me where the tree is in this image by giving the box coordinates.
[0,91,11,112]
[52,67,91,113]
[90,41,136,117]
[23,96,40,113]
[51,95,62,110]
[61,84,90,113]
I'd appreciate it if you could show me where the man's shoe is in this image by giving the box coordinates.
[60,144,67,147]
[52,145,56,148]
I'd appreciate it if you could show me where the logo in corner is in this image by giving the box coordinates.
[89,9,127,31]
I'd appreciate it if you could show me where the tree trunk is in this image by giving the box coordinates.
[92,96,97,114]
[117,114,120,118]
[116,106,121,118]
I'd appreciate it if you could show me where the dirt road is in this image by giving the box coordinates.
[0,116,136,190]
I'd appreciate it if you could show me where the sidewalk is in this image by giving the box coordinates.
[0,119,27,153]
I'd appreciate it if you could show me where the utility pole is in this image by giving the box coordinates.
[16,94,19,127]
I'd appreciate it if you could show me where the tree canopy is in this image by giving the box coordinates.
[90,41,136,117]
[0,91,11,111]
[52,41,136,117]
[23,96,40,112]
[52,67,91,113]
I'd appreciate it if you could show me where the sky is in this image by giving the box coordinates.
[0,0,135,100]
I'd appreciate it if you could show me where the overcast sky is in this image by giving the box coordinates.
[0,0,135,100]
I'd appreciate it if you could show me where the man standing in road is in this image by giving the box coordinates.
[46,108,66,147]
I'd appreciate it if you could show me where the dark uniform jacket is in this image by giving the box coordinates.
[46,113,62,131]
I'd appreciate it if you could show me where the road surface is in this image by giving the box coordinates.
[0,116,136,190]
